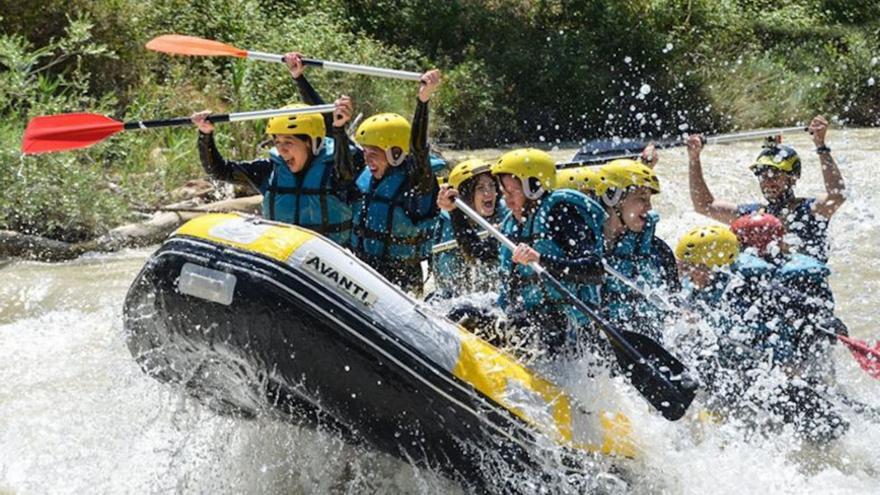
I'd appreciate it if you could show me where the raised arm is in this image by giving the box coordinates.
[191,110,271,190]
[329,95,357,188]
[285,51,333,130]
[687,134,740,224]
[808,115,846,219]
[407,69,442,195]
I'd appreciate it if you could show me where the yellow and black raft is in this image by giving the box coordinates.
[124,214,635,489]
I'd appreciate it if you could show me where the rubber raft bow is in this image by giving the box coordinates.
[123,213,637,487]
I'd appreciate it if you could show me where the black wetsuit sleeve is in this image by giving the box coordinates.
[197,132,273,190]
[449,209,499,262]
[408,99,434,195]
[652,236,681,292]
[539,203,604,284]
[329,125,357,198]
[292,74,334,131]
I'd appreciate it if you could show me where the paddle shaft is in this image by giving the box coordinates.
[121,104,336,131]
[245,50,422,81]
[453,199,689,399]
[558,126,808,168]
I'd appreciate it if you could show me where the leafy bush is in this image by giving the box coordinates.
[0,16,128,242]
[1,0,878,242]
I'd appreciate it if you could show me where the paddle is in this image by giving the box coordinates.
[146,34,422,81]
[818,329,880,379]
[21,104,336,154]
[453,199,697,421]
[762,279,880,380]
[559,126,808,168]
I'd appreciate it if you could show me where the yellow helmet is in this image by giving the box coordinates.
[675,225,740,268]
[448,158,492,190]
[265,104,326,155]
[749,145,801,177]
[491,148,556,200]
[355,112,411,166]
[598,159,660,206]
[556,166,605,195]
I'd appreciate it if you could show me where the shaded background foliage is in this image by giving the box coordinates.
[0,0,878,240]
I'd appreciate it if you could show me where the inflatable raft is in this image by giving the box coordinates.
[123,213,635,489]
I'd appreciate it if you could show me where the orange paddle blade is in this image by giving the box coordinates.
[145,34,247,58]
[22,113,124,154]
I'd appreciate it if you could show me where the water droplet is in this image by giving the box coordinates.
[869,77,876,87]
[344,365,350,372]
[639,84,651,95]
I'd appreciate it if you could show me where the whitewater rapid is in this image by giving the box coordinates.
[2,129,879,493]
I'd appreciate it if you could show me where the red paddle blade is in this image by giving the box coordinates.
[22,113,124,154]
[839,335,880,379]
[145,34,247,58]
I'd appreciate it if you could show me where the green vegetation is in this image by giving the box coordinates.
[1,0,878,242]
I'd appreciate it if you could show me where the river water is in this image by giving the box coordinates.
[2,129,879,493]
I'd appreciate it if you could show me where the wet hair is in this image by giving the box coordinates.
[460,172,498,203]
[261,133,314,152]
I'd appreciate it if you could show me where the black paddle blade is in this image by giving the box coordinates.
[610,330,698,421]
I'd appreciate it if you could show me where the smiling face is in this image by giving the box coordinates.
[757,168,796,202]
[273,135,312,173]
[363,145,391,180]
[499,175,527,221]
[618,187,654,232]
[470,174,498,217]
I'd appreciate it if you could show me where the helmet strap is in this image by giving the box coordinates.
[312,137,324,156]
[387,147,406,167]
[602,188,623,208]
[523,177,544,200]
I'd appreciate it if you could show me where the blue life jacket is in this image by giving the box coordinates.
[429,154,448,174]
[498,189,605,325]
[415,154,450,259]
[351,164,437,266]
[777,253,831,290]
[739,198,829,262]
[430,211,461,297]
[601,211,669,331]
[260,138,352,246]
[430,203,508,298]
[728,252,828,363]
